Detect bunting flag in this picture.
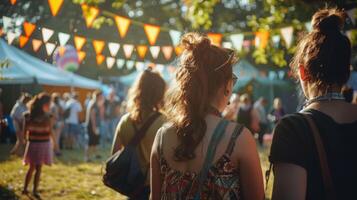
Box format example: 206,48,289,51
96,54,105,65
229,34,244,51
42,27,54,42
162,46,173,60
135,61,145,71
77,51,86,63
243,40,251,51
149,46,160,59
81,4,100,28
207,33,222,46
255,30,269,48
136,45,148,59
174,46,183,56
305,22,312,32
6,32,16,44
347,8,356,25
10,0,16,5
58,32,70,46
2,16,12,32
222,42,233,49
272,35,280,47
45,42,56,56
106,57,115,69
92,40,105,54
144,24,160,45
278,71,285,79
280,26,294,48
126,60,135,70
19,35,29,48
108,42,120,57
169,30,182,46
74,36,86,50
114,15,131,38
116,59,125,69
123,44,134,59
48,0,64,16
23,22,36,37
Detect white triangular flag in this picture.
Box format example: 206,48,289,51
272,35,280,47
149,46,160,59
45,42,56,56
106,57,115,69
6,32,17,44
108,42,120,57
123,44,134,59
126,60,135,70
116,59,125,69
2,16,12,32
305,22,312,32
280,26,294,48
229,34,244,51
42,27,54,42
135,61,145,71
169,30,182,46
278,70,285,79
222,42,233,49
347,8,356,25
58,32,70,46
268,71,277,80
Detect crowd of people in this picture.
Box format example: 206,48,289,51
0,7,356,200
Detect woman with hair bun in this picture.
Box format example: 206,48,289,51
270,8,357,200
151,33,264,200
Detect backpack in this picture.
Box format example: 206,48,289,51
103,112,161,197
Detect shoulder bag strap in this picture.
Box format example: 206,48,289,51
302,113,336,200
129,112,161,146
225,124,244,156
194,119,229,199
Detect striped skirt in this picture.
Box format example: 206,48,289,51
23,141,53,166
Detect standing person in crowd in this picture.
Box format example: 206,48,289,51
268,97,286,125
84,92,92,109
10,93,32,156
270,8,357,200
22,93,54,198
222,93,240,121
50,93,63,156
104,89,120,143
112,68,166,199
254,97,269,145
237,93,260,134
151,33,264,200
63,93,82,149
85,90,105,162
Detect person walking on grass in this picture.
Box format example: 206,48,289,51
150,33,264,200
22,93,54,198
269,8,357,200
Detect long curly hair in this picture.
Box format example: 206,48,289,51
127,68,166,124
165,32,237,161
28,92,51,120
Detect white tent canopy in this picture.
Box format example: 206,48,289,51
0,39,103,89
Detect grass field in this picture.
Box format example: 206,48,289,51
0,143,273,200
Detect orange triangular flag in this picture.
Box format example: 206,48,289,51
74,36,86,50
48,0,64,16
207,33,222,47
162,46,173,60
96,54,105,65
77,51,86,63
32,39,42,52
136,45,148,59
114,15,131,38
19,35,29,48
10,0,16,5
92,40,105,54
255,30,269,48
175,46,183,56
144,24,160,45
23,22,36,37
81,4,99,28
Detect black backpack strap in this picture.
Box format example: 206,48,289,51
225,124,244,156
129,112,161,146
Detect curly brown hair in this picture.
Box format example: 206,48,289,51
127,68,166,124
165,32,237,161
28,92,51,120
290,8,351,91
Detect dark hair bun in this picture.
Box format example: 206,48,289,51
312,8,345,34
180,32,211,52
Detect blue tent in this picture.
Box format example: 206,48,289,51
0,39,103,89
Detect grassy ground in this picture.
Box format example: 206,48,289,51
0,143,273,200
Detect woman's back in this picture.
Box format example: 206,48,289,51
270,102,357,199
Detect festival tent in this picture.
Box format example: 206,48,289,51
0,39,103,89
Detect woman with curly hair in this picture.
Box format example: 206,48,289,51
150,33,264,200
